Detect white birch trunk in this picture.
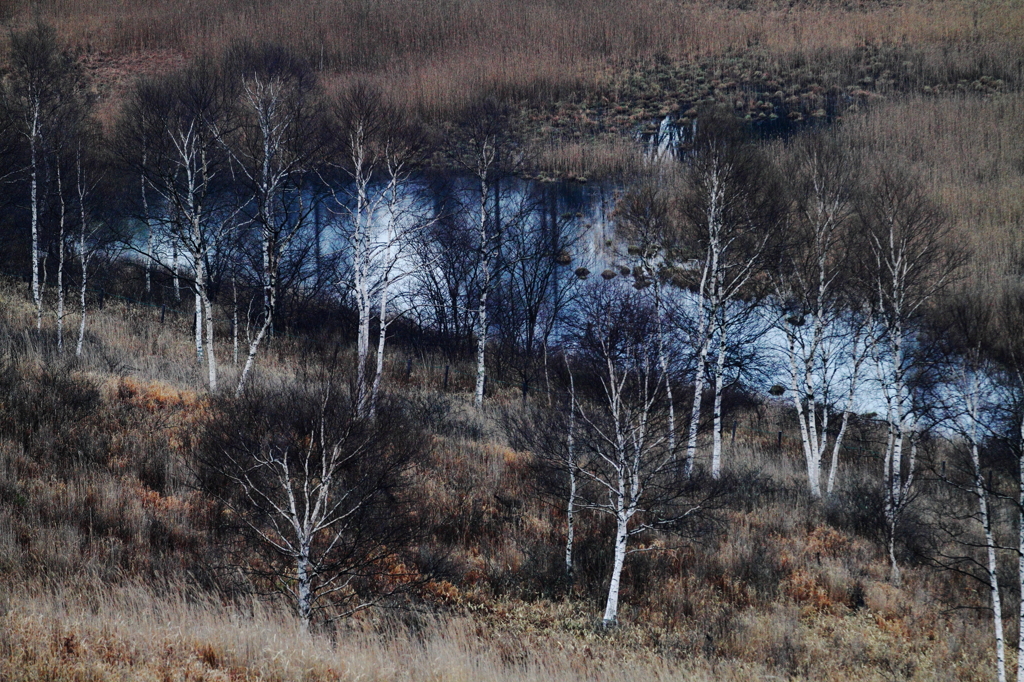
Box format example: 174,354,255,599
232,275,238,366
684,335,710,476
369,279,389,418
474,173,490,408
297,548,313,630
202,284,217,391
30,103,42,331
56,165,66,354
602,510,629,627
1017,414,1024,682
565,371,578,581
711,323,727,479
194,290,204,363
76,152,89,357
966,380,1007,682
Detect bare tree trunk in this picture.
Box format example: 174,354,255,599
232,274,238,366
76,151,89,357
237,309,271,396
194,289,204,363
202,284,217,391
76,249,87,356
297,548,313,630
30,104,42,331
961,376,1007,682
1018,415,1024,682
711,323,727,479
565,370,578,582
474,174,490,408
172,240,180,302
974,443,1007,682
369,280,389,417
142,148,152,296
827,407,853,496
602,510,628,627
56,165,66,354
684,335,710,476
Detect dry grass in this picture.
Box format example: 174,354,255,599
0,568,995,681
840,92,1024,283
4,0,1022,120
0,276,1013,679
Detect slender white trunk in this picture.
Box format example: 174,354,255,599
684,335,711,476
202,286,217,391
652,281,676,458
30,104,42,331
172,240,180,302
826,407,853,496
711,324,727,479
965,380,1007,682
236,318,269,397
369,279,390,418
76,153,89,357
474,289,488,405
56,165,66,354
232,275,238,366
602,510,629,627
297,548,312,630
236,270,274,396
75,231,86,356
565,373,578,581
1017,415,1024,682
975,442,1007,682
474,175,490,408
194,289,204,363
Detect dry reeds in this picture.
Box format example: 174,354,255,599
7,0,1024,119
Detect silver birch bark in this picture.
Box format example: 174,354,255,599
55,164,66,353
965,378,1007,682
1018,413,1024,682
29,101,42,331
75,149,92,357
711,316,727,479
474,159,494,408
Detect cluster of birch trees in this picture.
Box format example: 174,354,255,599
8,25,1024,660
0,24,586,418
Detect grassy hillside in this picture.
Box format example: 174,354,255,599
0,272,1004,681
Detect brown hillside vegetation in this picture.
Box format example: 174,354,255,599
0,280,1007,680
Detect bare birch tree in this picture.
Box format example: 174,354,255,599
7,22,82,332
774,133,870,498
860,162,961,584
117,61,236,390
197,382,423,629
330,84,427,417
219,45,327,396
442,97,527,407
676,115,785,478
569,283,721,626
